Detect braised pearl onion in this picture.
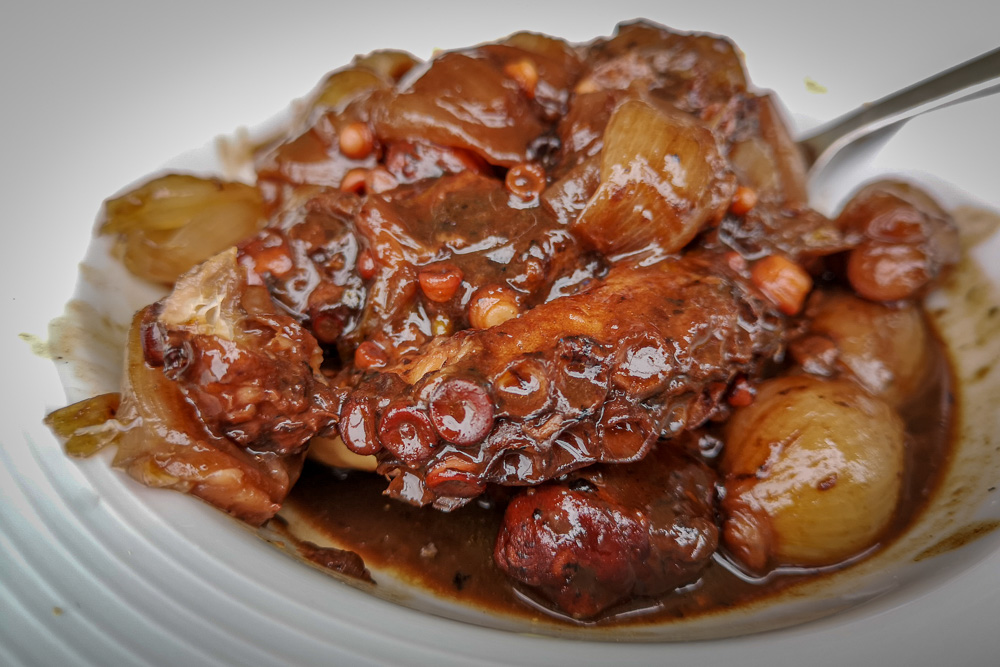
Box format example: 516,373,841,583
797,291,932,407
720,375,905,572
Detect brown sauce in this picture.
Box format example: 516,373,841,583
284,338,955,627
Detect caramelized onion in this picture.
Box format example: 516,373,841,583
837,180,959,301
798,291,932,406
848,241,931,302
573,98,734,256
44,393,121,458
100,174,265,284
721,376,905,571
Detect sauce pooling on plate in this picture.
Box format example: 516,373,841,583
47,19,965,624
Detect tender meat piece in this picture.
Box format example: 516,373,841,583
582,21,747,109
255,107,380,203
247,170,597,366
346,171,599,360
370,51,546,167
836,180,959,301
47,249,337,525
238,188,365,352
339,252,783,509
380,140,492,186
722,93,809,206
475,35,586,122
494,442,718,619
714,201,848,267
110,310,306,525
553,20,748,174
142,248,339,457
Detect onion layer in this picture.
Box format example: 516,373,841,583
100,173,265,284
720,375,905,572
573,98,734,257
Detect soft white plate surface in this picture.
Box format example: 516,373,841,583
3,1,1000,665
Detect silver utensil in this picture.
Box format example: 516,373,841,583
798,47,1000,177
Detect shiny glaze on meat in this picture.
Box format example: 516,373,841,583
495,442,718,618
285,339,953,625
341,252,784,510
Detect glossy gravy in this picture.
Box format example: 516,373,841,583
283,345,953,626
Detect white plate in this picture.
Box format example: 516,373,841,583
3,1,1000,665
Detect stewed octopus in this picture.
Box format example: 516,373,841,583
48,20,962,622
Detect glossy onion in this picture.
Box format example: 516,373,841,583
573,98,735,256
100,174,265,284
352,49,420,82
44,393,121,458
837,180,959,301
801,291,932,407
720,375,905,572
310,67,388,114
308,435,377,472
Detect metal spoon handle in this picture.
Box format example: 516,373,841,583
799,46,1000,172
